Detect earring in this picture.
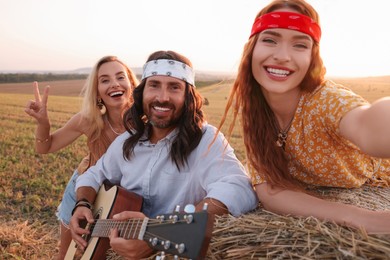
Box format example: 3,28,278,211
97,98,106,115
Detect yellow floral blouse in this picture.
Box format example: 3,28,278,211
251,80,390,188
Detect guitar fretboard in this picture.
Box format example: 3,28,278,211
90,218,149,240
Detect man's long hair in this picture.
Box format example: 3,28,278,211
123,50,205,171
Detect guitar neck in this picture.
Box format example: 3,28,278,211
90,218,149,240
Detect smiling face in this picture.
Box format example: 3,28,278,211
142,75,186,135
251,18,313,97
97,61,132,111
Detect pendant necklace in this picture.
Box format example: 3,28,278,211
275,116,294,149
107,118,121,136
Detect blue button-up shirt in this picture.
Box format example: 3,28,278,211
76,123,258,217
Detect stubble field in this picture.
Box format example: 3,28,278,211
0,76,389,259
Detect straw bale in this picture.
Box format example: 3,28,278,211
208,185,390,259
107,185,390,259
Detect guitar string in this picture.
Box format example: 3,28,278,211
90,219,188,247
90,221,189,230
91,218,189,224
89,219,190,238
88,220,191,256
90,219,189,227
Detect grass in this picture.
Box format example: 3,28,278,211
0,91,87,259
0,76,389,259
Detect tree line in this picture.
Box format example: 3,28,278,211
0,73,88,83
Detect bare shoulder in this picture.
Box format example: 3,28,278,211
64,112,91,135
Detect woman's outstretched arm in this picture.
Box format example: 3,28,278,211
255,183,390,234
340,97,390,158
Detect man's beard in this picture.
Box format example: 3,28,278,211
149,116,181,129
146,101,182,129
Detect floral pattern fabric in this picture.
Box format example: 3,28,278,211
252,80,390,188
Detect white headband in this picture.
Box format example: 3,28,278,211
141,59,195,86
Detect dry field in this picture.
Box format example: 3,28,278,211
330,76,390,103
0,80,86,96
0,76,389,259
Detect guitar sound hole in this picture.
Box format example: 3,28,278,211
79,219,88,229
80,210,101,244
80,219,91,243
94,212,101,220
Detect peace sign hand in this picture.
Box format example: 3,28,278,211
25,81,50,124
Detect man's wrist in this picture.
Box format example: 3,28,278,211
72,198,93,215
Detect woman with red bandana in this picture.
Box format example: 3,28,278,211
218,0,390,233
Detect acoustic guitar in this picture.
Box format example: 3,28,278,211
65,182,214,259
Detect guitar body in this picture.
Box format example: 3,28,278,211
66,181,214,259
65,181,143,260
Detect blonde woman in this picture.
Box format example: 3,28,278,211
25,56,138,259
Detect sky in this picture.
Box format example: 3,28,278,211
1,0,390,77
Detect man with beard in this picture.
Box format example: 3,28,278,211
69,50,258,259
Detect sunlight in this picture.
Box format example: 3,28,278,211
0,0,389,77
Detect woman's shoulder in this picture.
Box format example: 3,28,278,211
309,79,342,93
78,112,100,134
307,79,365,102
64,112,89,133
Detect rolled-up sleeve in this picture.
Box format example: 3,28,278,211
199,126,258,216
75,160,105,193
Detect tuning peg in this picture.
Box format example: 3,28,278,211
184,204,195,213
162,240,171,250
156,215,165,222
184,214,193,224
174,205,180,213
175,243,185,254
156,251,166,260
149,237,159,247
169,214,179,223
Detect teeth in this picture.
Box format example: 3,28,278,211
154,106,170,111
109,91,124,97
267,67,290,77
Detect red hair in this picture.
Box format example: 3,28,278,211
218,0,326,189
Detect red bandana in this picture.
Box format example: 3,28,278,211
250,11,321,42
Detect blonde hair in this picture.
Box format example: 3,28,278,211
79,56,139,165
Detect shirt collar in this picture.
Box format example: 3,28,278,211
139,127,179,145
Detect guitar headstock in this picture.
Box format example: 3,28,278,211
144,210,214,259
